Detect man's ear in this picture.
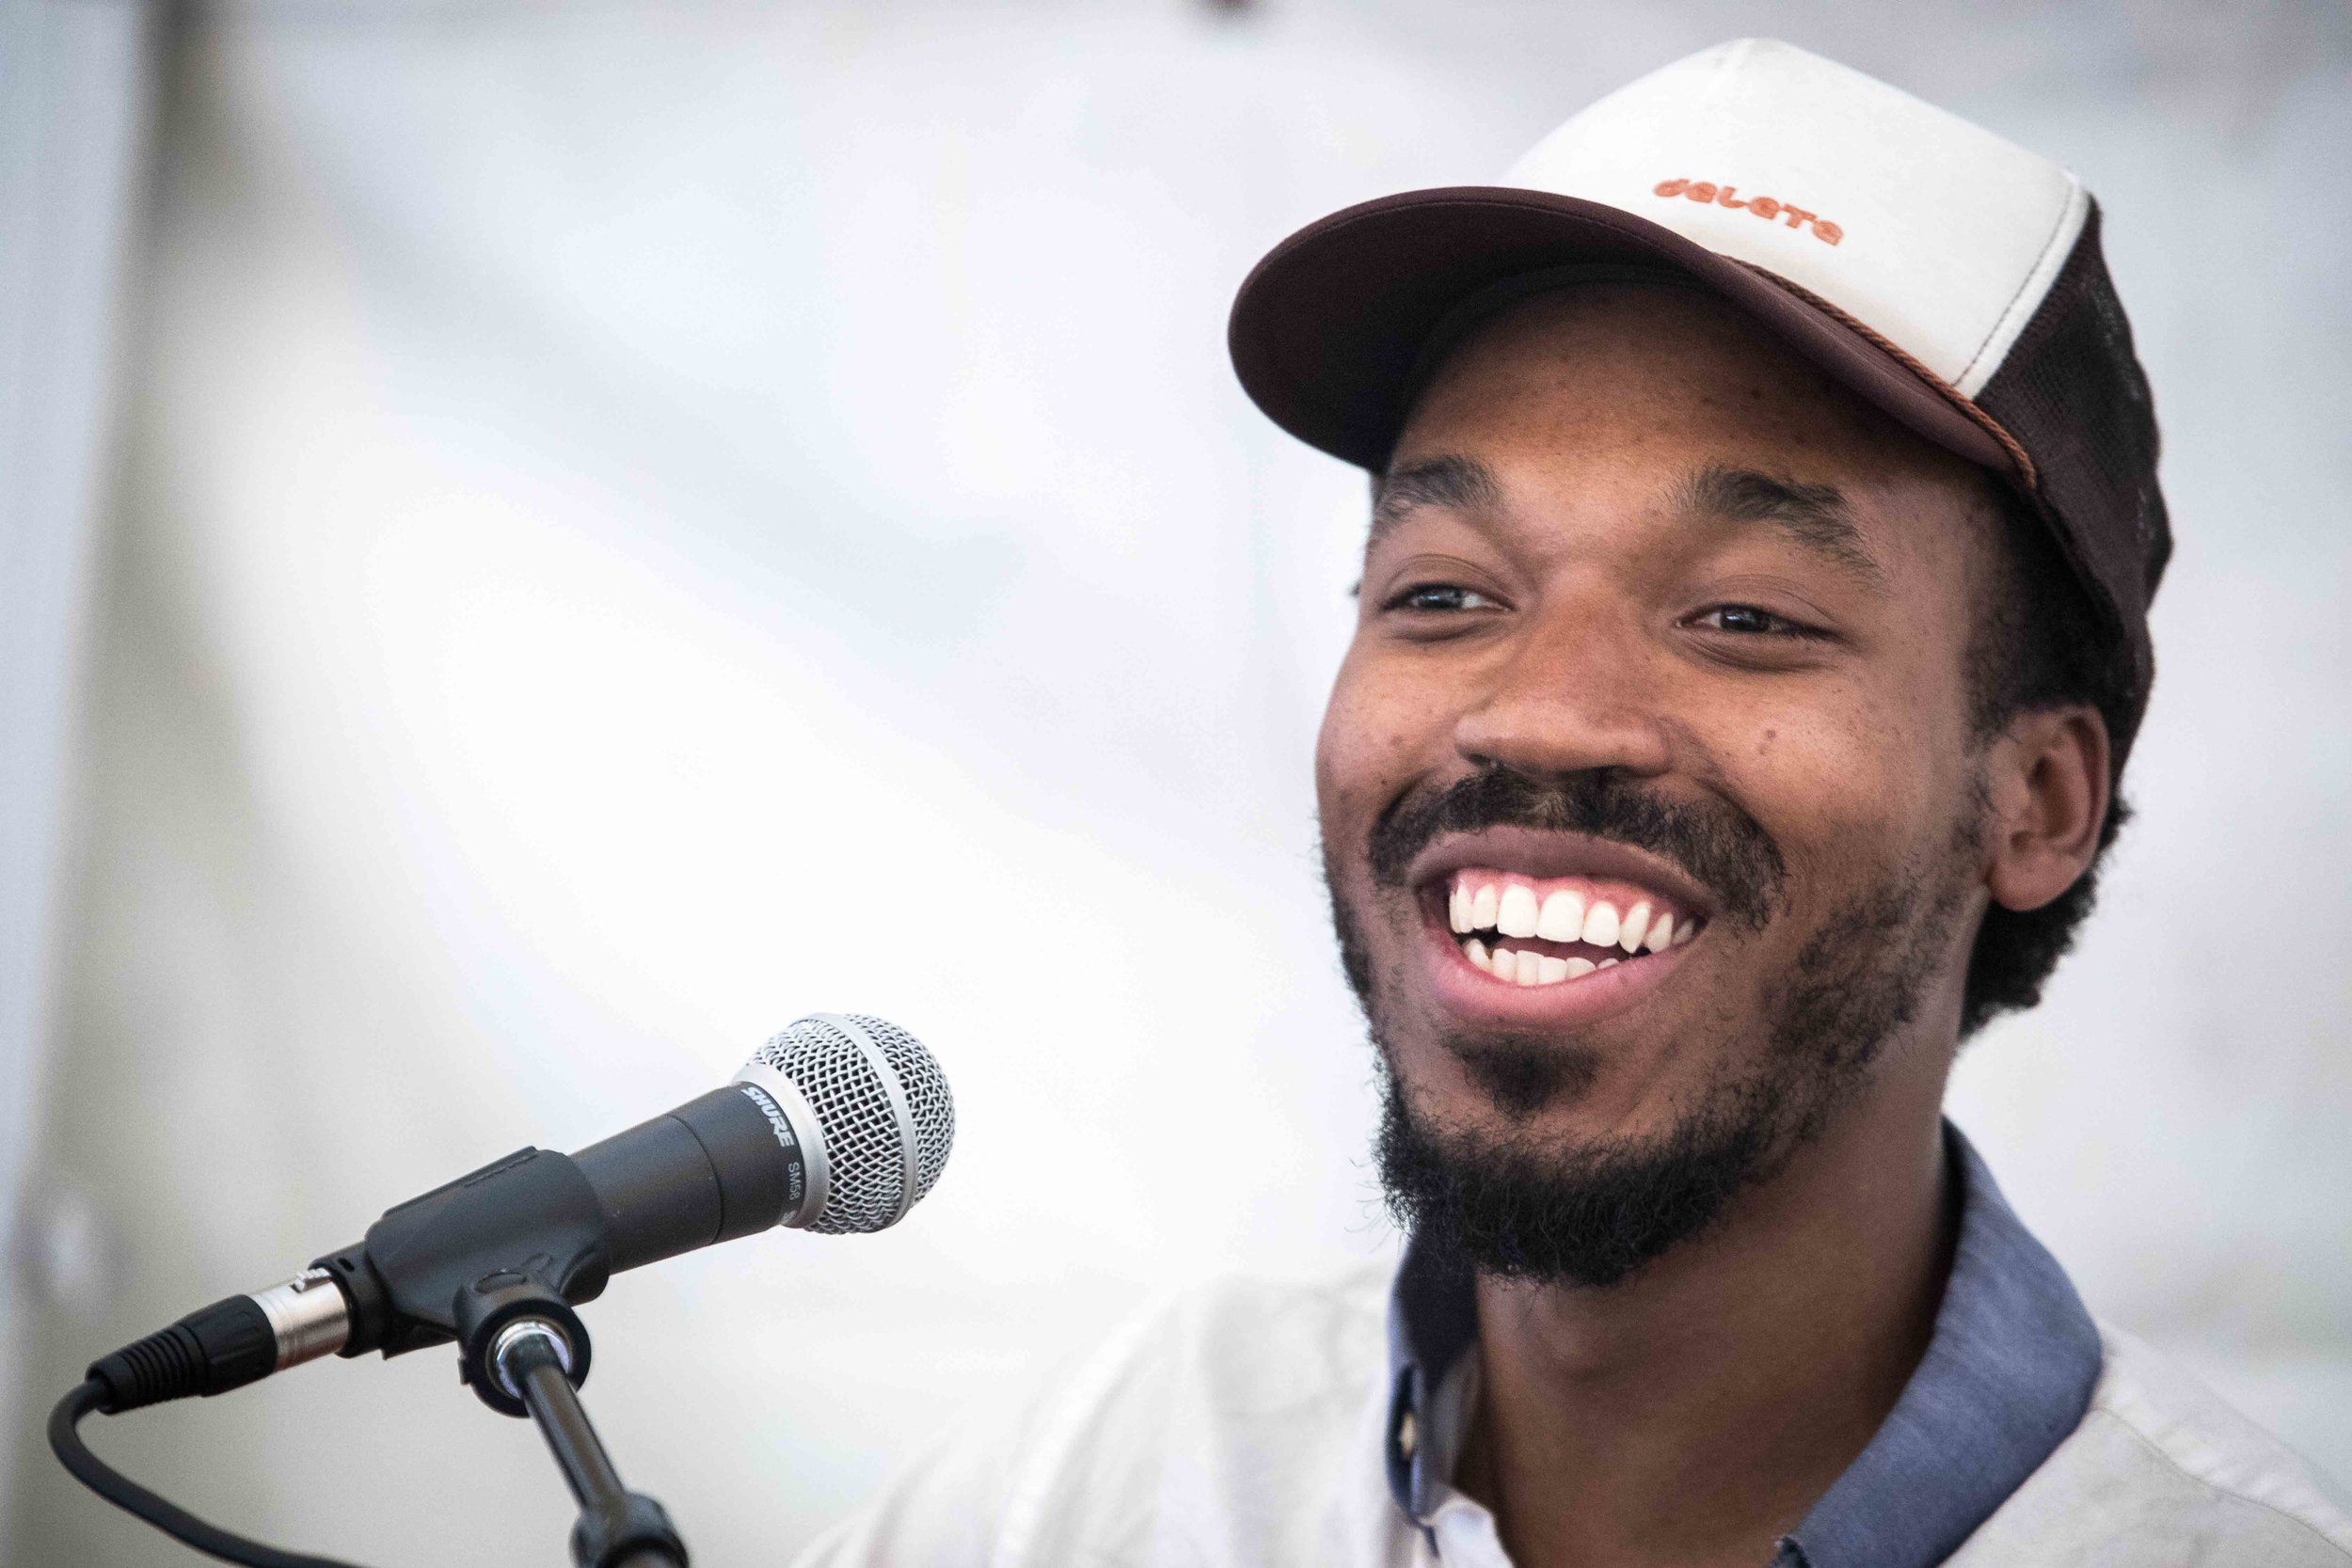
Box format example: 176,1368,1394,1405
1984,706,2112,912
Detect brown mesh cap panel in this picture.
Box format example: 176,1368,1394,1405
1975,201,2169,749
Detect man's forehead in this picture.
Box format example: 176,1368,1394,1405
1367,284,2004,579
1391,282,1963,482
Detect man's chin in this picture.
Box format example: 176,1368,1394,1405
1374,1065,1784,1289
1438,1031,1609,1119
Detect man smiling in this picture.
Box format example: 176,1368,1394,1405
799,40,2352,1568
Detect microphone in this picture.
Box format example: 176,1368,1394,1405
79,1014,952,1417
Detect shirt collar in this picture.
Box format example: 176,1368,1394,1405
1382,1120,2103,1567
1385,1226,1480,1523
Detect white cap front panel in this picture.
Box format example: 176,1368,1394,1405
1504,40,2088,397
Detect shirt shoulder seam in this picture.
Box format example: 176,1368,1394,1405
2079,1405,2352,1559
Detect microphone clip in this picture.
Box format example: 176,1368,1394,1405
455,1266,594,1418
311,1145,615,1370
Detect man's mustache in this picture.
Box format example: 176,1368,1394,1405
1366,765,1788,929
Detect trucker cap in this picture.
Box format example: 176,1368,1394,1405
1229,39,2169,759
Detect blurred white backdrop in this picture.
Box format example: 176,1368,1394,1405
4,1,2348,1561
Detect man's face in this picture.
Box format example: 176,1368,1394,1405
1319,284,2006,1283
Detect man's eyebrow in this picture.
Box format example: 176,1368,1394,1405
1679,464,1886,590
1370,454,1502,540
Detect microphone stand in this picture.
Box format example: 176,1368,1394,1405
488,1318,689,1568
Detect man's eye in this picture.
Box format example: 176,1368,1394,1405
1388,583,1498,613
1692,604,1808,636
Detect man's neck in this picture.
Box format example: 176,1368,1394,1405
1457,1062,1957,1568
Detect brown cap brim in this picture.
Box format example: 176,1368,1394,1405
1228,187,2026,483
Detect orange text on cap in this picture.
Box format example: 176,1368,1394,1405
1653,178,1843,245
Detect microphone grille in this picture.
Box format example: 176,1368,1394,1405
749,1014,955,1234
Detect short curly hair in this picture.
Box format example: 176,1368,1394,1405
1958,486,2140,1035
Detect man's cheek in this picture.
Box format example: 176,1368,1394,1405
1322,656,1440,793
1793,748,1943,870
1791,694,1952,831
1733,711,1921,859
1315,676,1396,830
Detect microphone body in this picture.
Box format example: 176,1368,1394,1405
576,1081,814,1271
84,1014,950,1416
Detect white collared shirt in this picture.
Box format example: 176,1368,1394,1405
787,1259,2352,1567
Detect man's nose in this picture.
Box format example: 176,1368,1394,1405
1451,597,1675,779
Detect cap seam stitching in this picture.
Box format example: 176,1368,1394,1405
1954,179,2090,395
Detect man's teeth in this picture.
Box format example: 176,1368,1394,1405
1442,870,1702,985
1535,888,1584,942
1497,884,1540,938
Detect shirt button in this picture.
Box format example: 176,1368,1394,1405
1397,1410,1419,1460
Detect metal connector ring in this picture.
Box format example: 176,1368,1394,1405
488,1317,574,1403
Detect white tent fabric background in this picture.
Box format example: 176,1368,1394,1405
0,0,153,1546
6,1,2348,1561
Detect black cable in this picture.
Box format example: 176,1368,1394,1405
48,1380,372,1568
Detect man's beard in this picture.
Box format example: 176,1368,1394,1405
1328,764,1975,1289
